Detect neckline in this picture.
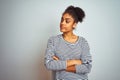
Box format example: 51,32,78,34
60,34,81,45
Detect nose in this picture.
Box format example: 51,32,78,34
61,20,65,25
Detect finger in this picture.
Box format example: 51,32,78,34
53,56,59,60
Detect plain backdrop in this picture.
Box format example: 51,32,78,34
0,0,120,80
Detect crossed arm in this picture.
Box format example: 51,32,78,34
52,56,82,73
45,37,92,74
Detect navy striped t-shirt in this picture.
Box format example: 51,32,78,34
45,34,92,80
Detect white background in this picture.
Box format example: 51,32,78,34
0,0,120,80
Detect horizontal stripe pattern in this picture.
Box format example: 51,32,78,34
45,34,92,80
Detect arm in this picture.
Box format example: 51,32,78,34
66,59,82,72
75,38,92,74
52,38,92,74
44,37,66,71
66,65,76,73
67,59,82,67
53,56,82,73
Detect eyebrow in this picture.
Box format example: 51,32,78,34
65,18,71,20
61,17,72,20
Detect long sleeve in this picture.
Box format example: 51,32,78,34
75,38,92,74
44,37,66,71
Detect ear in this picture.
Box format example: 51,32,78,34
73,23,77,29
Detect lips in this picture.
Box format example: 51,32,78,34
60,25,66,29
60,26,66,32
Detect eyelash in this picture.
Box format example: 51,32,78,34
66,20,70,23
61,19,70,23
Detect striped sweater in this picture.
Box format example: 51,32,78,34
44,34,92,80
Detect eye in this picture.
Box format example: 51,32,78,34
66,20,70,23
66,19,70,23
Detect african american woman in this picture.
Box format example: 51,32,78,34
44,5,92,80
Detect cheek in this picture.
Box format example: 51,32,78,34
60,22,74,32
67,24,74,30
60,26,73,32
67,26,73,30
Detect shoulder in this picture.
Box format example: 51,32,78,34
79,36,90,50
48,34,62,41
47,34,62,45
79,36,88,42
79,36,89,46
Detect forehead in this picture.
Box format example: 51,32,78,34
62,13,74,20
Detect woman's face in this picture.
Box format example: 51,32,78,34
60,13,76,33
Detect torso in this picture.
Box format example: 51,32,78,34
62,34,79,44
54,34,83,60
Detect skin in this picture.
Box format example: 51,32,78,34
53,13,82,73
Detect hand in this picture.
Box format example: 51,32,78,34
52,56,59,60
67,59,82,67
66,60,82,73
66,65,76,73
74,59,82,65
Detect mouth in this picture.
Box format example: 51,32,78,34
60,25,65,29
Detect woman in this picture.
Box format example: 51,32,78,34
44,5,92,80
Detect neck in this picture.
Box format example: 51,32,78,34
62,31,76,39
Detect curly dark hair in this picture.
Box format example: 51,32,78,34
63,5,85,23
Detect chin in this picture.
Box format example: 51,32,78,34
60,30,66,33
